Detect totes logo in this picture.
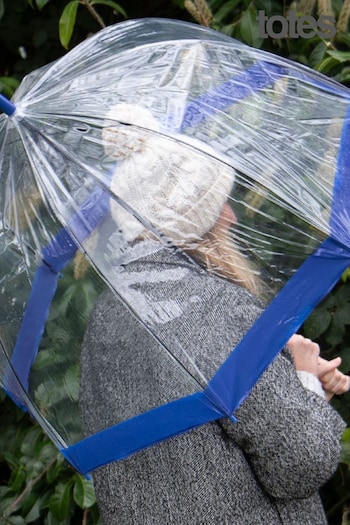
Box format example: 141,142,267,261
257,10,337,39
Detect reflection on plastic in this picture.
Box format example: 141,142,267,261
0,18,349,473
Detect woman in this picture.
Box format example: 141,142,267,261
80,104,348,524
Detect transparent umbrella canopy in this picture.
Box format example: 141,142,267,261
0,18,350,475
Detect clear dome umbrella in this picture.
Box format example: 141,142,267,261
0,17,349,475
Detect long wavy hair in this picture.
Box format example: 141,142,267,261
73,200,262,298
185,220,262,298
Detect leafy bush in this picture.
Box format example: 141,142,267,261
0,391,100,525
303,274,350,524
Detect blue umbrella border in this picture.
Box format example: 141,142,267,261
0,55,350,476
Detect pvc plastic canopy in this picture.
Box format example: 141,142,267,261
0,18,349,475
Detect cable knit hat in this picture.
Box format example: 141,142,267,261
103,103,236,243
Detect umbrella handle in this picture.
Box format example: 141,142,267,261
0,94,16,116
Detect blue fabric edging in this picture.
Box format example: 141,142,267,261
6,56,350,475
6,188,109,407
329,104,350,246
205,237,350,414
62,236,350,473
7,59,282,408
61,392,225,475
0,94,16,116
181,61,285,130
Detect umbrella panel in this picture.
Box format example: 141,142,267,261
0,17,349,458
0,162,329,449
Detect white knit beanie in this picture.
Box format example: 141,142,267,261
103,103,236,242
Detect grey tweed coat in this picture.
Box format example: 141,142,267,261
80,244,345,525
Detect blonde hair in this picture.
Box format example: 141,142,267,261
73,200,262,298
185,223,262,298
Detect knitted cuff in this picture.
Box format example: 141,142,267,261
296,370,326,399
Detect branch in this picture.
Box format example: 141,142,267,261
80,0,106,29
8,458,57,515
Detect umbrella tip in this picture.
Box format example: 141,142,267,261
0,94,16,116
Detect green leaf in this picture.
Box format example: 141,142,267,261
308,41,327,68
5,517,25,525
325,318,346,346
46,459,64,484
33,29,49,48
339,347,350,373
35,0,51,10
321,293,337,310
0,76,20,98
342,267,350,282
0,0,4,20
45,510,70,525
33,348,67,370
335,31,350,47
326,50,350,62
341,428,350,465
334,283,350,304
59,1,80,50
49,482,72,521
20,426,43,457
254,0,280,13
63,366,80,401
3,451,21,470
73,474,96,509
316,56,339,74
38,442,59,465
0,496,18,516
240,6,264,48
213,0,240,23
342,427,350,443
335,68,350,83
21,486,41,516
303,308,332,339
8,466,26,493
24,498,42,523
90,0,127,17
334,303,350,325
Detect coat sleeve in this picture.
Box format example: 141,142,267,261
221,348,346,500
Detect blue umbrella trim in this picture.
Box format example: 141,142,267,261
2,61,350,475
4,58,285,407
61,236,350,475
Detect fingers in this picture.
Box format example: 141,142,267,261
288,334,350,396
321,370,350,395
288,335,320,356
318,356,350,395
287,335,320,375
318,357,342,377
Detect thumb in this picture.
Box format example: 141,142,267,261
318,357,342,377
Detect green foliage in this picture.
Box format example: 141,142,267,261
0,256,105,524
303,275,350,524
29,261,105,444
0,391,101,525
59,1,80,50
58,0,126,49
184,0,350,83
0,76,19,97
303,279,350,425
0,0,127,92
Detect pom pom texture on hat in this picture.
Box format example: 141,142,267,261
103,104,236,242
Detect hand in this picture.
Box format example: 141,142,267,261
318,357,350,400
287,334,320,376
